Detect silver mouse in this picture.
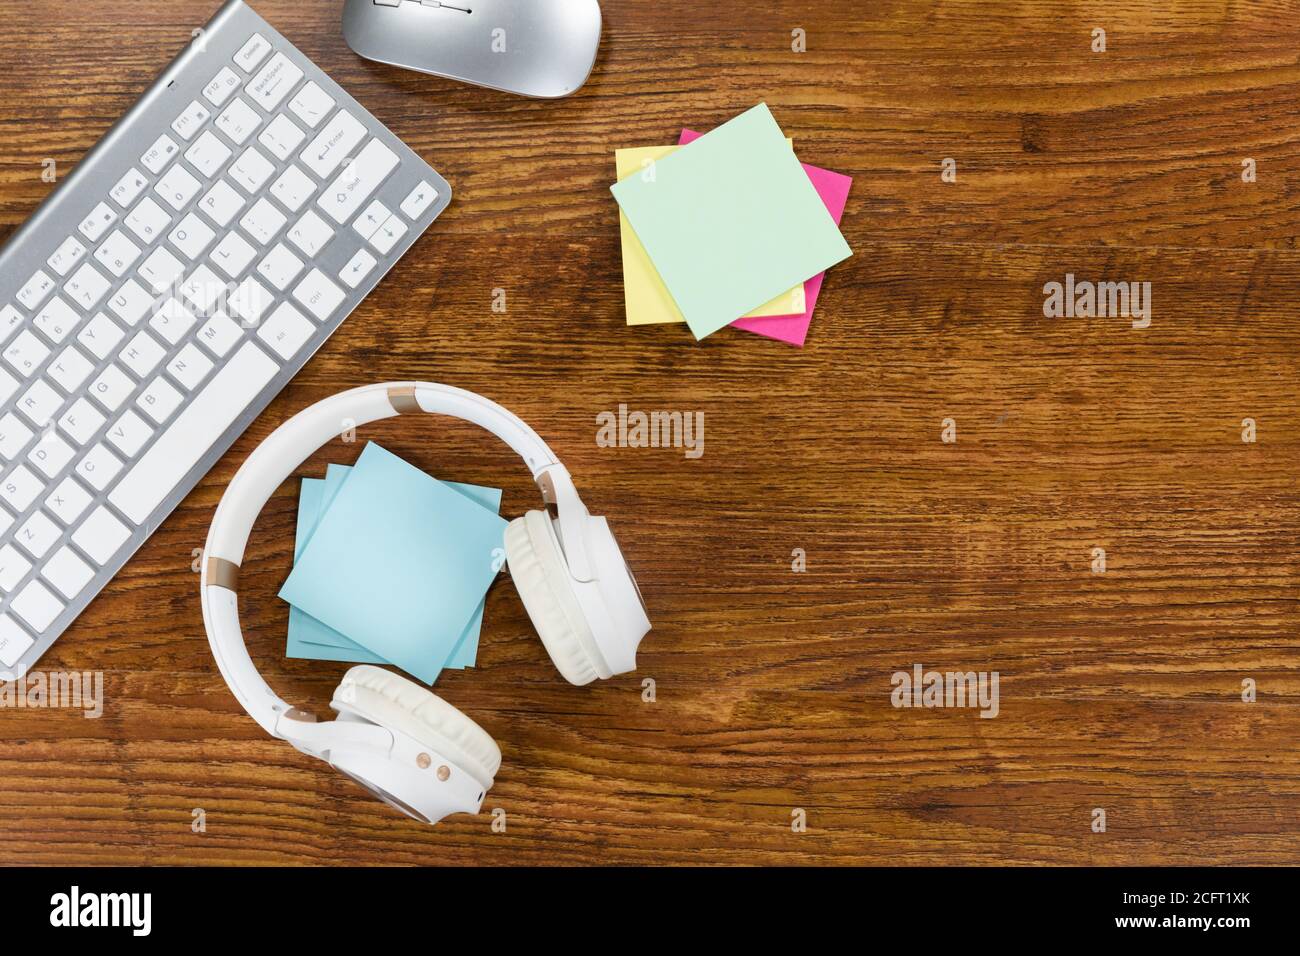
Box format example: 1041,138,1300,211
342,0,602,99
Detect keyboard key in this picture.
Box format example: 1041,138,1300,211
78,313,126,361
247,52,303,111
211,231,257,279
156,163,203,211
292,269,345,322
165,343,214,392
240,198,287,245
42,546,94,600
400,180,438,220
184,129,232,178
216,97,262,146
317,138,399,224
12,580,63,632
179,265,228,313
270,165,316,213
149,297,197,346
106,410,152,457
259,113,306,161
0,544,32,593
93,230,142,278
46,477,94,526
302,109,367,178
234,33,273,73
110,168,149,208
46,236,88,278
16,379,63,427
47,346,94,394
33,297,80,345
138,247,186,293
109,342,278,525
340,248,377,289
229,146,276,193
258,302,315,360
203,66,242,107
198,180,246,228
72,506,131,565
288,81,335,128
64,262,112,310
17,270,56,311
0,305,25,345
1,464,44,512
57,398,105,447
257,243,304,292
0,615,34,667
75,444,123,492
287,210,333,257
0,369,16,407
107,279,154,327
119,330,167,379
88,365,134,413
16,511,61,559
171,100,211,141
370,214,408,255
137,376,183,424
168,213,217,260
79,202,118,243
228,276,273,326
141,133,180,174
4,330,50,378
195,311,243,359
28,433,75,480
353,200,390,241
124,196,172,243
0,413,32,461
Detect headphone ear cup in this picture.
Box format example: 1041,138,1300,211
505,510,606,685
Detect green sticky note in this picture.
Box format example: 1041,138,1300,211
610,102,852,339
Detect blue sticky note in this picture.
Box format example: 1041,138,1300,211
287,464,501,670
279,443,509,685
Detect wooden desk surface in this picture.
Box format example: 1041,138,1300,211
1,0,1297,866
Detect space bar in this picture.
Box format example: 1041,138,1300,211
109,342,279,526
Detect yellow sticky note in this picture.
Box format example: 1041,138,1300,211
614,143,805,326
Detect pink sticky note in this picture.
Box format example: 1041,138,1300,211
679,128,853,347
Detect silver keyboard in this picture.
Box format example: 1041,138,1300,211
0,0,450,677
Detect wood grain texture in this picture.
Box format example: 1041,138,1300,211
1,0,1298,865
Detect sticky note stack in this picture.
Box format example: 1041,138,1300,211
280,442,508,685
611,103,853,346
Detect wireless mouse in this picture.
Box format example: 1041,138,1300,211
342,0,602,99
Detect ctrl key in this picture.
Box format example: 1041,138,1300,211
0,614,33,668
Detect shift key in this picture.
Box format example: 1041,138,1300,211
318,139,398,225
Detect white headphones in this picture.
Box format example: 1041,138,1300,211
200,382,651,824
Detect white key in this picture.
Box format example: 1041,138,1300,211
148,297,197,346
64,263,112,310
33,297,80,344
229,146,276,194
108,280,153,330
0,544,32,593
301,109,367,179
0,413,32,461
258,302,315,360
287,210,334,257
139,247,186,294
211,232,257,279
93,230,142,278
88,365,134,413
400,180,438,220
137,376,183,424
1,464,43,512
171,99,211,141
75,444,123,492
46,236,88,278
291,269,346,322
203,66,243,107
28,433,74,479
57,398,105,446
16,379,63,427
353,200,390,241
156,164,203,211
72,506,131,565
198,180,246,228
109,342,278,525
47,346,94,393
196,311,243,359
270,164,316,213
0,615,34,666
317,138,399,225
110,168,149,208
234,33,273,73
0,306,22,345
216,97,262,146
119,330,167,379
15,511,60,559
180,265,228,313
288,81,334,128
77,313,126,360
168,213,217,260
0,508,13,539
184,129,232,178
257,243,303,292
240,198,287,245
11,580,63,632
42,546,94,600
228,276,274,326
4,330,50,377
166,343,215,393
246,52,303,112
46,477,94,526
339,248,377,290
0,369,16,407
17,270,55,311
124,196,172,244
106,409,152,457
79,202,118,243
259,114,306,162
370,214,408,255
141,133,180,174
